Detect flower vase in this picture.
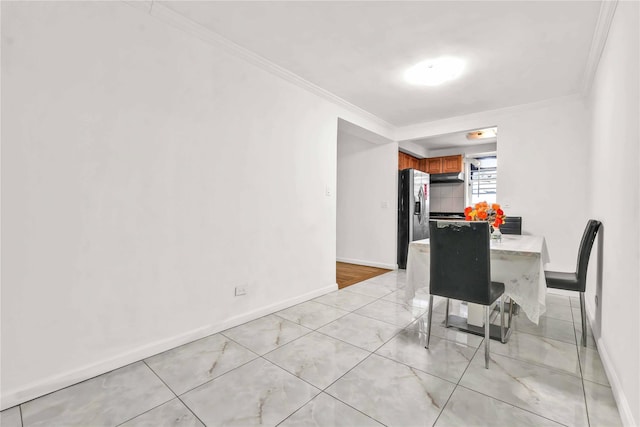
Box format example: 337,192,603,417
491,226,502,242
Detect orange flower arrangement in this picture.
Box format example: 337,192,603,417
464,201,506,229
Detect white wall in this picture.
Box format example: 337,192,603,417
336,129,398,269
396,96,591,271
586,1,639,424
0,1,388,408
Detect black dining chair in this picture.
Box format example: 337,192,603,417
425,221,506,369
544,219,601,347
500,216,522,235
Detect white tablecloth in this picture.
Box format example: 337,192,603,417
405,235,550,324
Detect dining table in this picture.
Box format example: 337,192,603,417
405,233,550,339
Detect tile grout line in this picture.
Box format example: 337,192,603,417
202,297,392,422
573,311,592,427
304,297,464,425
13,274,615,426
280,286,596,424
296,284,603,426
471,300,588,426
481,332,585,380
428,296,587,426
574,297,593,427
272,394,318,426
293,294,419,426
123,360,208,427
119,274,405,426
152,333,262,399
178,282,405,417
10,359,147,415
460,351,576,426
454,383,572,427
429,341,480,426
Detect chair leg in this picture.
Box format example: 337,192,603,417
579,292,587,347
508,297,514,329
444,298,450,327
484,305,490,369
426,295,434,349
500,295,505,343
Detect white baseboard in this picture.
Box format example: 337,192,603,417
336,257,398,270
214,283,338,333
0,283,337,410
584,314,636,426
595,336,636,426
545,292,635,426
545,288,576,297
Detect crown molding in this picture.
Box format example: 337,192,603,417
580,0,619,95
124,0,604,141
123,1,394,132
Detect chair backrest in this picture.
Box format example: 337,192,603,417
500,216,522,235
576,219,602,288
429,220,493,305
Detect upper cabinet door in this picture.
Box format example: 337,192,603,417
426,158,442,174
442,155,462,173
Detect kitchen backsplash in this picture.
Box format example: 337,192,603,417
430,182,465,213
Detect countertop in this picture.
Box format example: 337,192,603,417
429,212,465,220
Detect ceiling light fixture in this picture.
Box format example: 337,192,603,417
466,127,498,140
404,57,465,86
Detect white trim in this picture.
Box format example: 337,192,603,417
336,257,398,270
0,284,337,410
545,288,575,297
580,0,619,96
124,0,616,138
547,291,635,426
122,1,393,132
587,312,636,426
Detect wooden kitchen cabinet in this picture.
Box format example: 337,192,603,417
398,151,420,170
425,158,443,174
398,151,461,174
422,154,463,174
442,155,462,173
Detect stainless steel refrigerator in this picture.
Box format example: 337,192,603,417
398,168,430,269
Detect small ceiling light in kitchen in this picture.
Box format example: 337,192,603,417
466,127,498,140
404,57,465,86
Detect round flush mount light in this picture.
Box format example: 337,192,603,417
404,57,465,86
467,127,498,140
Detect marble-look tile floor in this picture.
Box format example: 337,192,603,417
1,270,623,426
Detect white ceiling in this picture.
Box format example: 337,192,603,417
159,1,601,128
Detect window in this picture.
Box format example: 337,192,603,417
470,156,497,204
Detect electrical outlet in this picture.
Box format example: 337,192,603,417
235,286,247,296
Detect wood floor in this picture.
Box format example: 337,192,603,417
336,262,392,289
